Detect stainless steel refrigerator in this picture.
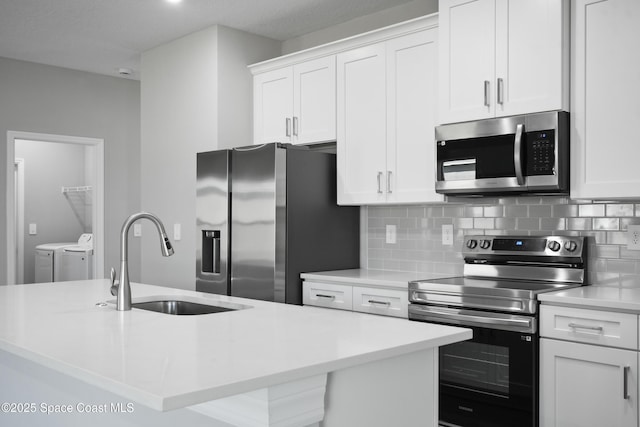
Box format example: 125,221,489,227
196,143,359,304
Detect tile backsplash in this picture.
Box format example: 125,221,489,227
365,196,640,287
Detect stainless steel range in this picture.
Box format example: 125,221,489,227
409,235,588,427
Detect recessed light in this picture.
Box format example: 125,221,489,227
166,0,182,4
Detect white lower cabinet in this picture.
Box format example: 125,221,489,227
302,281,352,311
303,281,408,318
540,305,639,427
352,286,408,318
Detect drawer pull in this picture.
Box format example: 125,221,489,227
368,299,391,306
624,366,630,400
568,322,604,333
316,294,336,299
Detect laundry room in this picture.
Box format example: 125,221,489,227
15,139,94,284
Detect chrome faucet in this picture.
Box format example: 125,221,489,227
110,212,174,311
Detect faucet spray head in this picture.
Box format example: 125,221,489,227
161,235,174,257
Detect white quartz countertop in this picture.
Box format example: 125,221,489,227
0,280,470,412
301,269,449,289
539,286,640,313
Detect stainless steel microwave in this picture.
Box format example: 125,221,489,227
435,111,569,196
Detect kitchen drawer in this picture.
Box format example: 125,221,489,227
352,286,408,318
302,281,353,311
540,305,638,350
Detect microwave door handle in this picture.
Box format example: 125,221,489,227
514,123,525,186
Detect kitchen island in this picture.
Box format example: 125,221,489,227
0,280,470,427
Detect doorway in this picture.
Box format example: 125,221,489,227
6,131,104,285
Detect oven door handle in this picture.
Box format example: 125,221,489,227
410,306,534,330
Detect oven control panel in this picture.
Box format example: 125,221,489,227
463,235,584,257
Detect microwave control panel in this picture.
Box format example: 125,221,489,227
526,130,555,176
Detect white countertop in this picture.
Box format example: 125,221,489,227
539,286,640,313
301,269,448,289
0,280,470,412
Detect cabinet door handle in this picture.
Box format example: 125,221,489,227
623,366,630,400
377,172,383,194
484,80,490,107
497,78,504,105
292,116,298,136
285,118,291,137
387,171,392,193
316,293,335,299
368,299,391,306
568,322,604,332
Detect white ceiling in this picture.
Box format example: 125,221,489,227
0,0,419,79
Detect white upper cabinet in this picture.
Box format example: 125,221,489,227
438,0,569,124
571,0,640,199
253,56,336,145
337,25,442,205
337,44,387,204
254,67,294,144
292,57,336,144
386,30,441,204
439,0,496,122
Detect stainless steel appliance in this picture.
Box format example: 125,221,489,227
196,143,359,304
409,235,588,427
435,111,569,196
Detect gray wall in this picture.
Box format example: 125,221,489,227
0,57,141,285
281,0,438,54
366,197,640,287
140,26,280,290
15,140,87,284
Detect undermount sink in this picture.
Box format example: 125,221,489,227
132,300,236,315
103,295,252,316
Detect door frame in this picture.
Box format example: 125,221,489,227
5,131,105,285
13,158,24,284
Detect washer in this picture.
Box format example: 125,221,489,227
54,234,94,282
34,242,74,283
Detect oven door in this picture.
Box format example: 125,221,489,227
409,305,538,427
439,326,537,427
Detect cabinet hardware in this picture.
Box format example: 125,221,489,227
567,322,604,332
387,171,392,193
293,116,299,136
285,118,292,137
377,172,383,194
623,366,630,399
484,80,490,107
497,78,504,105
316,294,336,299
514,123,525,186
368,299,391,306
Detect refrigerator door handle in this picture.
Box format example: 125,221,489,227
233,144,269,152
